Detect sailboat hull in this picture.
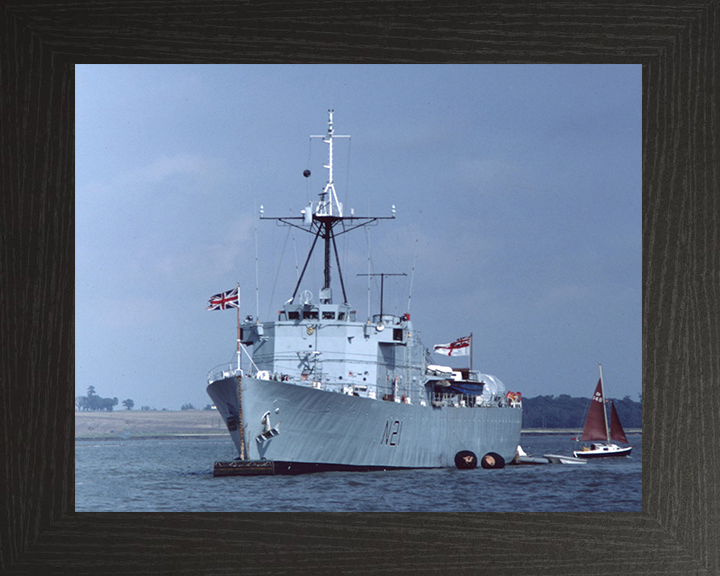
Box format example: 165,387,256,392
572,444,632,459
208,375,523,472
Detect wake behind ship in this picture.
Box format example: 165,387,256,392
206,111,522,474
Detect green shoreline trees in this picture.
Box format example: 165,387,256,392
75,386,120,412
521,394,642,429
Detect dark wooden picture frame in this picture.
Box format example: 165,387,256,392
2,2,717,574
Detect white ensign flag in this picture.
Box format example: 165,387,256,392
433,335,471,356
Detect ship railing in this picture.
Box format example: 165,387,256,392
429,391,508,408
207,363,243,384
376,381,416,405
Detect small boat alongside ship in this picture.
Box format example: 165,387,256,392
513,445,550,465
511,446,586,465
572,365,632,459
206,111,523,475
543,453,587,465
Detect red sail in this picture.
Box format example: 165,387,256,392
580,379,608,441
609,401,629,444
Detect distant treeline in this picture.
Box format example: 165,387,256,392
76,386,118,412
521,394,642,429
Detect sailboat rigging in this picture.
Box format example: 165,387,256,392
572,364,632,459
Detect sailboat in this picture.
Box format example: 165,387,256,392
572,365,632,459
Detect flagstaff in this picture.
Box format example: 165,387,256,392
237,282,246,372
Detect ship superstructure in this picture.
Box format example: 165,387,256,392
206,111,522,474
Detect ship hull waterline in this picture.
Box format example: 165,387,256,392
208,376,522,474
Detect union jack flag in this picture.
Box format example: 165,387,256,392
206,286,240,310
433,335,471,356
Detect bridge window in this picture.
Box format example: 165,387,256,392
288,311,300,320
322,311,336,320
303,310,318,320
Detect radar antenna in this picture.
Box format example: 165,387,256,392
357,273,407,318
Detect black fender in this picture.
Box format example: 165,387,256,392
481,452,505,469
454,450,478,469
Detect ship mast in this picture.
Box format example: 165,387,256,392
315,109,345,220
262,110,395,305
312,109,349,302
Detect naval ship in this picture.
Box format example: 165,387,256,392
206,111,522,474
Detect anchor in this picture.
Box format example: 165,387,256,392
255,411,280,443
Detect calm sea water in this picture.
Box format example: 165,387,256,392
75,434,641,512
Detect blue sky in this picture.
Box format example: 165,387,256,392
76,64,641,410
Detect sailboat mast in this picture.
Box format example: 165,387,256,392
598,363,609,442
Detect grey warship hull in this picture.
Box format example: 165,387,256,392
208,375,522,471
205,111,523,474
